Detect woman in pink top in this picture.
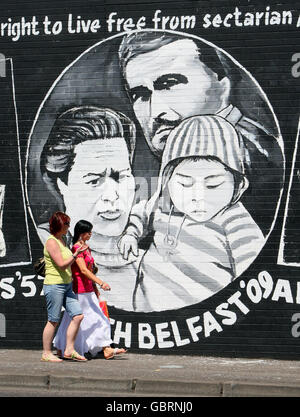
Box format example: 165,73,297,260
53,220,126,359
71,240,98,294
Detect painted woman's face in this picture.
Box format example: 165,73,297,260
167,158,235,222
58,138,135,237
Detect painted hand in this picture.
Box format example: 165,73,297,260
118,234,139,260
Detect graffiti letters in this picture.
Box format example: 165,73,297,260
0,7,298,44
202,6,293,29
291,313,300,337
0,277,15,299
0,313,5,338
68,14,101,34
152,10,196,30
42,16,62,35
291,53,300,78
106,12,146,32
0,16,39,41
0,272,42,300
0,53,5,77
109,271,300,349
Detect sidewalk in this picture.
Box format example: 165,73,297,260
1,349,300,397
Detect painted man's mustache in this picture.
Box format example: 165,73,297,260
154,117,180,128
152,118,180,136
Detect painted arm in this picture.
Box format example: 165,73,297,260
118,199,150,261
223,202,265,277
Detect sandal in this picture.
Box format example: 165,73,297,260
63,350,87,362
104,347,127,360
41,353,63,363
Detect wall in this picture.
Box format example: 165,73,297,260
0,0,299,358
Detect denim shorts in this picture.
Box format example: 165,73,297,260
43,283,82,322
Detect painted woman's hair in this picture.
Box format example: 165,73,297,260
40,106,136,190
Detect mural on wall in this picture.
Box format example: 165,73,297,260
1,1,300,356
37,106,140,312
278,117,300,266
0,58,31,267
26,30,284,313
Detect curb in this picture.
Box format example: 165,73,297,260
50,375,133,393
0,374,49,389
223,382,300,397
134,379,222,396
1,374,300,397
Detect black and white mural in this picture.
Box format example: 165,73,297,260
278,117,300,266
0,0,300,357
0,58,31,267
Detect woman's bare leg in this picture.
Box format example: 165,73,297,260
42,320,58,355
41,321,62,361
103,346,127,359
64,314,85,357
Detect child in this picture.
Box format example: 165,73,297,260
119,115,265,312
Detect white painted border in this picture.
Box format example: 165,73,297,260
277,116,300,267
0,58,32,267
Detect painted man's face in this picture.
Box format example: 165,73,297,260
58,138,135,237
167,158,235,222
125,39,229,157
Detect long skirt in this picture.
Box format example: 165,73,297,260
53,291,113,357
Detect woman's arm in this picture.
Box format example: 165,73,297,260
45,239,86,270
92,281,100,298
75,257,111,291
